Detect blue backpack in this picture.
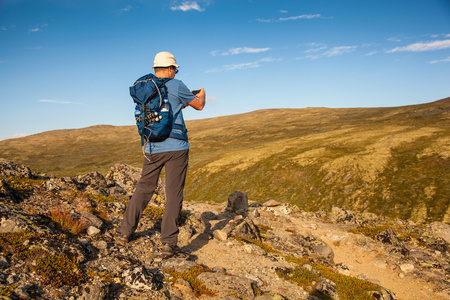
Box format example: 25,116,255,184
129,73,187,145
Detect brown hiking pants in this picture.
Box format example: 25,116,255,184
118,149,189,246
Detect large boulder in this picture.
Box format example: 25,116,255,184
226,191,248,215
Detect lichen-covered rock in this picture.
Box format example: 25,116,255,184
375,228,409,256
75,172,108,195
197,271,255,299
290,234,335,262
122,265,162,291
105,163,141,195
370,288,396,300
330,207,358,225
0,179,21,203
185,212,207,234
80,211,103,228
79,281,110,300
426,222,450,244
221,216,261,241
418,235,449,252
314,280,339,300
0,159,32,178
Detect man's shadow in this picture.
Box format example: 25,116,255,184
181,210,236,254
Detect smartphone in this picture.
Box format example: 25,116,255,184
192,90,201,95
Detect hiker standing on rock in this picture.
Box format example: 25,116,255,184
116,51,205,258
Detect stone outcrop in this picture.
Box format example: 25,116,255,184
0,160,449,299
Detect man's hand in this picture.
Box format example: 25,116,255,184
188,88,206,110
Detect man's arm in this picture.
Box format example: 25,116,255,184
188,88,206,110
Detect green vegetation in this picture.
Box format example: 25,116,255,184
280,256,382,300
165,265,216,297
0,98,449,223
237,236,384,299
0,231,85,288
235,237,280,254
35,254,85,287
50,207,88,235
0,175,46,198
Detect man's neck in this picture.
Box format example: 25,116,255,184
155,69,171,78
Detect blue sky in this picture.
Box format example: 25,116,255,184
1,0,449,140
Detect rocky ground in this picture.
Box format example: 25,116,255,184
0,158,450,300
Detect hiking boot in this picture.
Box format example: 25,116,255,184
114,230,130,244
152,244,188,260
161,243,177,259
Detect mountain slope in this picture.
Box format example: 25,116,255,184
1,97,449,223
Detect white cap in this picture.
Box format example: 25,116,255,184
153,51,179,68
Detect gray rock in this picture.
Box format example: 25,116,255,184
291,235,334,261
315,280,339,300
197,271,255,299
243,243,266,256
426,222,450,244
263,200,281,207
255,294,287,300
375,228,409,256
370,288,396,300
226,191,248,214
174,278,193,293
80,211,104,228
213,229,229,241
161,258,197,273
0,180,21,203
186,212,207,234
79,281,109,300
0,213,29,233
122,266,160,290
224,217,262,241
105,163,142,195
0,159,32,178
0,255,9,269
178,225,194,244
330,207,358,225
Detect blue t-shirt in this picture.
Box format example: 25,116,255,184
145,78,195,154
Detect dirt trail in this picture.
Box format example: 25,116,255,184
184,201,449,300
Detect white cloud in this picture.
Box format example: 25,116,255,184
302,45,357,59
429,56,450,64
171,1,204,12
387,39,450,53
365,51,378,56
121,5,133,11
257,14,327,23
1,26,7,31
206,96,217,104
388,37,402,42
38,99,84,105
212,47,271,56
304,45,327,53
325,46,357,57
2,133,27,140
206,57,281,72
28,24,47,33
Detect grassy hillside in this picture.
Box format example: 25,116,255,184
1,97,449,223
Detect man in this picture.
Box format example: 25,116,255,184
116,51,205,258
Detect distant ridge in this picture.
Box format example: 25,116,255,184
1,97,449,223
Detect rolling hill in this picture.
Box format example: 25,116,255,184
1,97,449,223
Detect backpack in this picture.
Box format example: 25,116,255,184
129,73,187,146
